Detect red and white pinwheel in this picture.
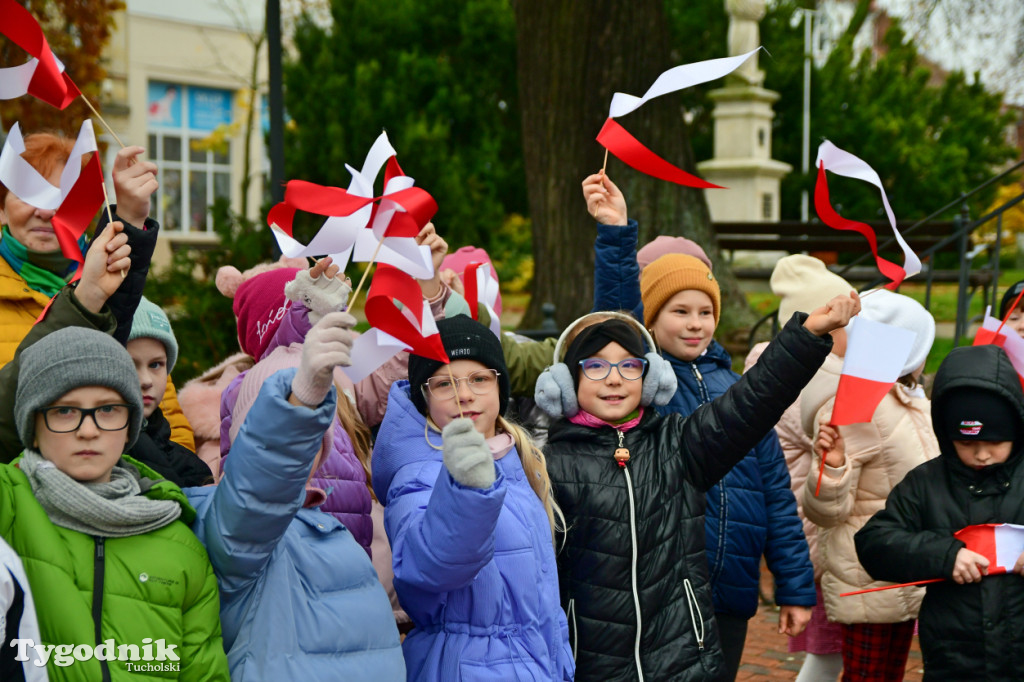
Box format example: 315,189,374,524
596,49,759,188
0,120,105,279
463,261,502,336
340,264,448,384
267,132,437,279
814,141,922,290
0,0,81,109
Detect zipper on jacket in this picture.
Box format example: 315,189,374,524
690,364,710,405
683,578,705,651
567,598,577,660
93,537,111,682
692,363,727,583
619,429,645,682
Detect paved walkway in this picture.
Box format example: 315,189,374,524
738,603,924,681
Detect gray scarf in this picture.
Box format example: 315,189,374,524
19,449,182,537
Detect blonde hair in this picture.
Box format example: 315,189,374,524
335,383,377,502
424,414,565,543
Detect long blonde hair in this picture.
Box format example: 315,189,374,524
424,414,565,543
335,383,377,502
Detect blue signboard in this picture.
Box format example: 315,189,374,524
189,87,233,131
147,82,183,128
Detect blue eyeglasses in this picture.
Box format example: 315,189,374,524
578,357,647,381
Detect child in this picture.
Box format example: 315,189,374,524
3,327,229,681
801,288,939,682
372,315,574,681
536,295,858,681
189,310,406,680
583,173,816,679
1000,279,1024,337
126,296,212,487
854,343,1024,681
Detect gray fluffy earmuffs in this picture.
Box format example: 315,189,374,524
534,312,677,418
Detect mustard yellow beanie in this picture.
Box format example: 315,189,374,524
641,254,721,328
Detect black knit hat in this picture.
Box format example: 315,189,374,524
563,319,646,390
1000,280,1024,320
942,387,1020,443
407,315,510,416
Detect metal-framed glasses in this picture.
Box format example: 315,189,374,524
578,357,647,381
423,369,501,400
37,404,132,433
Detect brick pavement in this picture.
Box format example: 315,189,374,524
738,603,924,681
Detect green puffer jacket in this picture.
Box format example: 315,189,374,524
0,454,229,681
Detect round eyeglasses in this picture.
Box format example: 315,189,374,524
423,369,501,400
38,404,132,433
578,357,647,381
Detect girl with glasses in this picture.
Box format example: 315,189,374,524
372,315,574,681
535,295,859,681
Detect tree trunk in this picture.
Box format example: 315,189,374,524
512,0,754,334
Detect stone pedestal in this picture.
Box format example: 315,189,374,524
697,85,791,222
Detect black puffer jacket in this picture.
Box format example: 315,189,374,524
129,407,212,487
546,315,832,681
856,344,1024,681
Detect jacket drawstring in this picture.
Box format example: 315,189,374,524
684,578,705,651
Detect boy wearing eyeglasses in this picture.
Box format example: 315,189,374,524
371,315,574,681
582,173,817,680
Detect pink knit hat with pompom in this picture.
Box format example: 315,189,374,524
216,256,306,359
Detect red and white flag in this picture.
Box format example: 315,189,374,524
831,315,916,425
955,524,1024,575
973,309,1024,388
0,0,81,109
267,132,436,278
0,120,104,279
596,49,759,188
463,261,501,336
341,264,448,384
815,141,922,290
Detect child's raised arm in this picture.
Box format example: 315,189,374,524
582,173,628,226
802,291,861,336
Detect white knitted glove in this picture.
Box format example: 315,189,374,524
285,269,352,324
291,311,356,406
442,418,496,489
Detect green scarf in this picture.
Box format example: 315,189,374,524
0,226,75,297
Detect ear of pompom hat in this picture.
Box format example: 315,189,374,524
216,255,309,299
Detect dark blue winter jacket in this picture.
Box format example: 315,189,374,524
592,222,815,618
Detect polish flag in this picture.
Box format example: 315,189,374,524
974,308,1024,389
955,524,1024,575
0,0,81,109
830,316,916,426
815,141,922,290
596,49,759,188
463,261,502,336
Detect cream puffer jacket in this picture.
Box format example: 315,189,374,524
800,353,939,624
745,342,823,580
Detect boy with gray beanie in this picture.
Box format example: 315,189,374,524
126,297,212,487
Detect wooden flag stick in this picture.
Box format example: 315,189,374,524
349,238,386,308
80,95,128,149
447,364,464,418
99,181,127,279
600,148,609,176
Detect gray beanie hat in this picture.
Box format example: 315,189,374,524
129,296,178,372
16,328,144,449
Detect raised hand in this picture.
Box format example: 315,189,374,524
74,221,131,314
415,222,448,298
803,291,861,336
290,311,357,407
582,173,628,225
442,417,496,489
816,421,846,469
112,146,158,229
284,256,352,324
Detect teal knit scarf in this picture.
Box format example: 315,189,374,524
0,225,79,297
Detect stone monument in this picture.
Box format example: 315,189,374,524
697,0,791,222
